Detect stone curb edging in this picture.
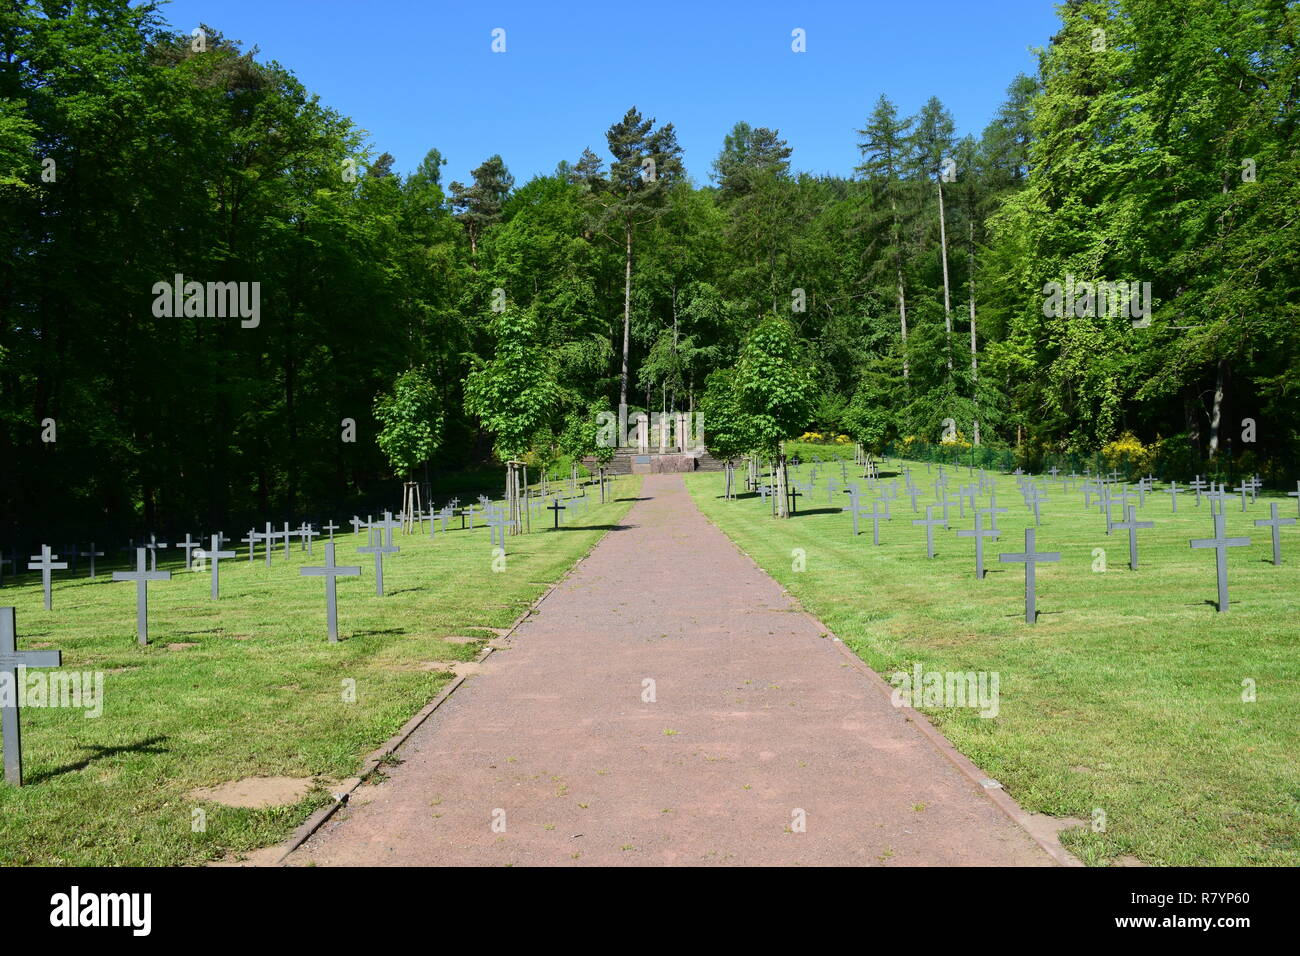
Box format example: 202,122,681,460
268,487,635,867
690,484,1086,868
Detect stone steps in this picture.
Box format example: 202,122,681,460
589,449,727,475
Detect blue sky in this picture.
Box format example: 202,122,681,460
149,0,1063,187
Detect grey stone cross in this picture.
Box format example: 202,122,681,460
357,529,399,597
144,533,167,571
178,533,200,571
301,542,362,642
242,528,257,561
978,491,1008,533
956,512,999,578
73,543,104,580
112,547,171,644
1189,476,1208,506
960,484,978,519
194,534,236,600
547,498,567,529
27,546,67,611
1167,481,1181,513
1286,481,1300,517
1023,484,1048,526
1189,512,1251,613
1112,505,1155,571
373,512,402,547
1254,501,1295,566
999,527,1061,624
324,520,338,541
839,491,863,535
879,485,895,521
863,499,887,545
0,607,61,786
937,495,955,528
486,509,513,549
1082,480,1099,509
913,506,945,559
1097,485,1117,535
1234,481,1251,513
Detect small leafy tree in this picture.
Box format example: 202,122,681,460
735,315,817,517
464,306,561,529
558,396,616,499
699,368,754,499
374,367,443,480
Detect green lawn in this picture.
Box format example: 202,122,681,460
0,476,638,865
686,461,1299,866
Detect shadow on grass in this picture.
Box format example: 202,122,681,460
548,524,631,532
30,735,169,784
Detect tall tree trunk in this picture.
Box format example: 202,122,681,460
937,180,953,372
1183,385,1202,465
968,221,980,445
896,273,909,382
619,220,632,413
671,283,679,414
1208,359,1229,459
890,187,910,384
775,446,790,518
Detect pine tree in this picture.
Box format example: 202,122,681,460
449,154,514,261
584,107,683,435
908,96,958,375
856,96,915,387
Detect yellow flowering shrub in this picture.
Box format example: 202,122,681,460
1100,431,1154,472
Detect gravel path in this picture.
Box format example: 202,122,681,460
289,474,1053,866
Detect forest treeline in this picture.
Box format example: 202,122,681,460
2,0,1297,536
